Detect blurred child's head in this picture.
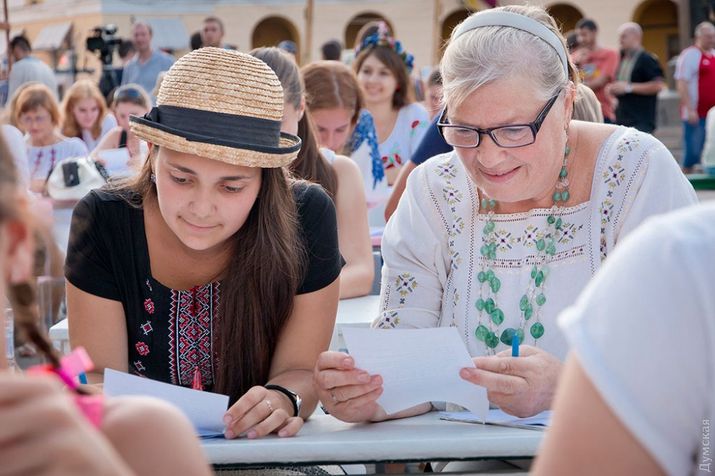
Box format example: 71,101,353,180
111,84,151,132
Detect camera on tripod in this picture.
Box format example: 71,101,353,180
86,25,122,99
86,25,121,67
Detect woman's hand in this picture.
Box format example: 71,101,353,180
0,372,132,476
313,351,386,423
460,345,562,418
223,385,304,439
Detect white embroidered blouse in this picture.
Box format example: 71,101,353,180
375,127,698,360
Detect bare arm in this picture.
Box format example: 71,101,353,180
103,396,211,476
676,79,699,124
66,281,128,383
385,160,416,222
267,277,340,418
584,75,610,91
332,155,374,299
630,78,664,95
91,127,122,159
532,354,664,476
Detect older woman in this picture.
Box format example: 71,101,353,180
314,5,697,423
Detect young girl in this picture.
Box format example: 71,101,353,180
66,48,342,439
302,60,389,228
0,134,210,476
15,84,89,194
353,24,429,189
251,48,373,299
93,84,151,170
61,79,117,153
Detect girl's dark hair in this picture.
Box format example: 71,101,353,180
111,83,151,110
250,47,338,200
117,150,306,404
292,113,338,200
353,45,414,110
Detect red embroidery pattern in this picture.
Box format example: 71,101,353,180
135,341,150,356
382,153,402,169
168,283,219,387
141,321,153,335
144,298,155,315
31,147,57,180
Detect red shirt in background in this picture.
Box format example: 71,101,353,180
573,47,620,121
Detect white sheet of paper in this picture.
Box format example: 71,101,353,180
95,148,130,175
439,409,552,431
104,369,229,434
342,327,488,419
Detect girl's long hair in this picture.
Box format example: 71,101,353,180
117,150,306,404
292,113,338,200
250,47,338,200
60,79,109,140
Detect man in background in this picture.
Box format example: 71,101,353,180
321,39,342,61
675,21,715,173
121,21,174,102
201,17,226,49
7,35,58,101
608,22,664,133
572,19,619,123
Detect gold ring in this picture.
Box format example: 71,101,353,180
264,399,274,413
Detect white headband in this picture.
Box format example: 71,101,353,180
454,10,570,77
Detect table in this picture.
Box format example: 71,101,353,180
49,318,69,354
203,412,542,470
50,295,381,354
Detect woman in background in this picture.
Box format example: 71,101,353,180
353,24,429,223
61,79,117,153
15,83,88,194
252,48,373,299
93,84,151,169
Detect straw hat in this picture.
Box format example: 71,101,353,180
130,47,301,168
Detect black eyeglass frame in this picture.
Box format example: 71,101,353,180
437,93,561,149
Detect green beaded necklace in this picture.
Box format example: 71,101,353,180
474,145,571,354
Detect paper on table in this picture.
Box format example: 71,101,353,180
439,409,552,431
104,369,229,435
95,148,131,176
342,327,488,419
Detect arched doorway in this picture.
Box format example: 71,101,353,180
251,16,300,60
441,9,471,50
344,12,393,51
547,3,584,33
634,0,679,71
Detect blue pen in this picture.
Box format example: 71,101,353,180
511,334,519,357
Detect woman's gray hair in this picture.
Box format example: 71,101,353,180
441,5,579,111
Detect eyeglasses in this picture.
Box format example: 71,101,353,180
437,93,561,149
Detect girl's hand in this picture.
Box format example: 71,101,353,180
223,385,304,439
313,351,386,423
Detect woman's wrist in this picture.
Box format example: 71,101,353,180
266,388,297,416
